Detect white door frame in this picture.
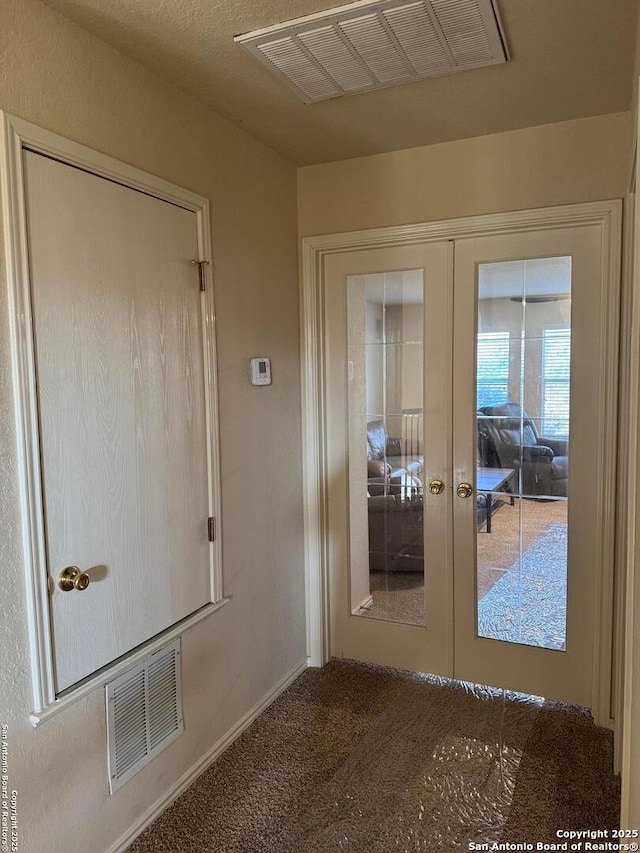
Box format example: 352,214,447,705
301,199,622,728
620,107,639,823
1,113,227,725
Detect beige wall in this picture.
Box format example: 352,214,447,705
0,1,304,852
298,112,631,237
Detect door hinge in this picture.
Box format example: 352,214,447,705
191,259,210,292
207,517,216,542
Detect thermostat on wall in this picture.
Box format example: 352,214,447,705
250,357,271,386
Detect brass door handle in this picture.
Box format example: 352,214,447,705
456,482,473,499
429,479,445,495
58,566,90,592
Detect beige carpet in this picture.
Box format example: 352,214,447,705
477,498,567,596
127,659,619,852
361,498,567,626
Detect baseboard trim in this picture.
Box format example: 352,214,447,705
107,657,308,853
351,594,373,615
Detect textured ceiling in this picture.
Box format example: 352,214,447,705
39,0,638,165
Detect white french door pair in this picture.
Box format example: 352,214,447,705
324,223,612,709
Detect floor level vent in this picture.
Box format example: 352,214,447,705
235,0,508,103
106,639,184,794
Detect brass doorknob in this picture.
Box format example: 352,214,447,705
456,482,473,499
58,566,91,592
429,479,445,495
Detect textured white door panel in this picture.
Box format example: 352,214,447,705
24,152,212,692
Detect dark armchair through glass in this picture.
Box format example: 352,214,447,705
477,403,568,498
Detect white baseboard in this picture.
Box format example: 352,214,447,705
107,657,308,853
351,594,373,615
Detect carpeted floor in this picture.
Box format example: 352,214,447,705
127,659,619,853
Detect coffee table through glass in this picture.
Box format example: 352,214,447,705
476,467,516,533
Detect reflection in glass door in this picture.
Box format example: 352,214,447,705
475,258,571,651
347,270,425,626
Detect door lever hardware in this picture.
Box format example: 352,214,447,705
58,566,91,592
429,479,445,495
191,259,210,292
456,482,473,499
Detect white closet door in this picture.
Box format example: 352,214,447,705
24,151,212,692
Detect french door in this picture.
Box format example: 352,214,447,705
325,243,453,675
324,222,612,708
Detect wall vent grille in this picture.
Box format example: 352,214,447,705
105,639,183,794
235,0,507,103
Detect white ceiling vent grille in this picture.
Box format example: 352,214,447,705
105,639,183,794
235,0,507,103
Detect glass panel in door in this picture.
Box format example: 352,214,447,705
475,258,571,651
347,270,425,626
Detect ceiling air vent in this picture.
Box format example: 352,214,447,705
105,639,184,794
235,0,508,103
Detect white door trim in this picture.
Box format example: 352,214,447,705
300,199,622,726
619,190,638,814
1,112,225,724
